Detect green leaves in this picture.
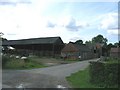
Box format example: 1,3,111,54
89,60,119,88
92,34,108,44
75,40,83,45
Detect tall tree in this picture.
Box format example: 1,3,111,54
0,32,7,41
114,41,120,47
85,40,92,44
2,38,7,41
107,43,114,48
75,40,83,45
0,32,4,37
119,41,120,47
92,34,108,56
0,32,8,52
92,34,108,45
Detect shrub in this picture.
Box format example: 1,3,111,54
5,59,25,69
89,60,119,88
104,63,119,87
2,55,10,68
89,61,105,86
24,58,30,63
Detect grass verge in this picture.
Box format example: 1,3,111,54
66,67,98,88
3,57,46,70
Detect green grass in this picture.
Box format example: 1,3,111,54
66,67,98,88
22,61,46,69
28,56,80,64
2,55,80,70
105,58,120,64
66,58,120,88
3,57,46,70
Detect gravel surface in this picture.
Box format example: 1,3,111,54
2,58,99,88
3,71,70,88
22,58,99,77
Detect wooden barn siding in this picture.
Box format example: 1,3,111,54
110,52,120,58
61,52,79,60
79,51,94,60
11,44,64,57
14,49,59,57
61,51,95,60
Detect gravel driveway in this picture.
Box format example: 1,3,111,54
2,58,99,88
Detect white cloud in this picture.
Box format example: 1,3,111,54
0,0,31,6
0,3,90,43
98,12,118,37
107,29,120,35
57,16,89,31
0,0,56,40
0,1,117,44
69,37,84,42
65,17,80,31
99,12,118,30
46,20,56,28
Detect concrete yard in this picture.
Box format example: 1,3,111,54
2,58,99,88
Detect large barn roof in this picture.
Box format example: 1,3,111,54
2,37,64,45
74,44,91,52
61,42,91,52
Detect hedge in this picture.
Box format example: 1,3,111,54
2,55,10,68
89,61,119,88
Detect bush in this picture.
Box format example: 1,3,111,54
89,60,119,88
104,63,119,87
2,55,47,69
2,56,10,68
24,58,30,63
5,59,25,69
89,61,105,86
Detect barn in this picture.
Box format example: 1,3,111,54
110,47,120,58
61,42,94,60
2,37,65,57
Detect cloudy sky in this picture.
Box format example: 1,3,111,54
0,0,119,43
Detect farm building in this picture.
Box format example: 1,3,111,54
61,42,95,60
110,47,120,58
2,37,65,57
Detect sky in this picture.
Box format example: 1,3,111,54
0,0,119,44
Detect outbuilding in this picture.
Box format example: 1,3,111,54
61,42,94,60
2,37,64,57
110,47,120,58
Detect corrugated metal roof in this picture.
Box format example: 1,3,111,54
2,37,64,45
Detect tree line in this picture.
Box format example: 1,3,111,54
1,32,120,56
72,34,119,47
72,34,120,56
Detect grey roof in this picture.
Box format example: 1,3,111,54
2,37,64,45
74,44,91,52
